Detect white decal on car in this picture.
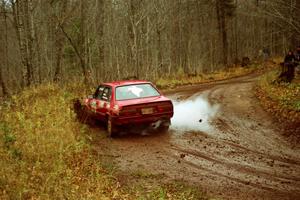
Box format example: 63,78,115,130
99,101,105,108
127,86,143,97
90,100,97,112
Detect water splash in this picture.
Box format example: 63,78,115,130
170,94,219,132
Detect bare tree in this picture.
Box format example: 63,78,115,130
1,0,299,96
95,0,105,80
0,0,10,96
216,0,235,66
11,0,35,87
52,0,68,82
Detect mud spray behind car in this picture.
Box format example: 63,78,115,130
170,94,219,132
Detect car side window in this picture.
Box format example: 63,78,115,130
94,86,105,100
101,87,111,101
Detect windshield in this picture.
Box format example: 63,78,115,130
115,83,160,101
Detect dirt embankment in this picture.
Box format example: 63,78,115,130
92,74,300,200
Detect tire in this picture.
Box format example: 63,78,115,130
158,124,169,132
107,116,117,137
158,119,170,133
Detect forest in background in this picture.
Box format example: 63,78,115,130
0,0,300,96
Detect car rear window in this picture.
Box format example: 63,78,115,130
115,83,160,100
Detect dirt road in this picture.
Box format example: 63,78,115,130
94,75,300,200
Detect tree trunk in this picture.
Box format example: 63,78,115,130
25,0,35,85
0,0,9,96
59,24,88,84
96,0,104,81
53,0,68,82
171,0,180,73
216,0,229,66
0,67,8,97
11,0,34,87
127,0,138,78
156,17,162,75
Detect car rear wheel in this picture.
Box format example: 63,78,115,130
159,124,169,132
158,119,170,133
107,116,117,137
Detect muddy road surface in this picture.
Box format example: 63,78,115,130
93,75,300,200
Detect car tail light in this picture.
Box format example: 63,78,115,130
157,107,164,112
157,102,173,112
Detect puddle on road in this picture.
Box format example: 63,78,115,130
170,94,219,132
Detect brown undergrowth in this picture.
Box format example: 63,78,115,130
0,84,119,199
255,70,300,144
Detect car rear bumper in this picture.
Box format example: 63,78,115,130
112,112,173,126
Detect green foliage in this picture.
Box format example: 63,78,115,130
120,169,209,200
0,122,14,148
127,180,209,200
3,132,16,148
0,121,22,160
294,101,300,110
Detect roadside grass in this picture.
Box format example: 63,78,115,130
118,171,210,200
255,69,300,143
156,65,259,89
256,70,300,122
0,84,120,199
0,83,211,199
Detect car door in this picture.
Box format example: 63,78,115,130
87,85,104,112
94,86,112,121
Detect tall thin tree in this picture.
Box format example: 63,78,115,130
216,0,235,66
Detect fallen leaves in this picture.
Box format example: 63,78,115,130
255,71,300,142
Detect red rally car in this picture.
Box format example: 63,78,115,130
81,80,174,137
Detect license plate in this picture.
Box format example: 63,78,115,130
141,107,153,115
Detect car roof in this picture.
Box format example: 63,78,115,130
101,80,151,87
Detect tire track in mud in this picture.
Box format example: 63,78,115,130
179,125,300,167
169,153,298,195
168,129,300,197
202,79,297,198
171,146,300,183
222,140,300,165
185,78,300,198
